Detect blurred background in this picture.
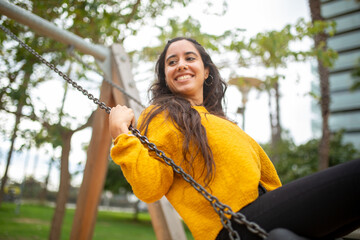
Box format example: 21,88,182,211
0,0,360,239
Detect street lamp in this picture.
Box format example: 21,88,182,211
228,77,264,130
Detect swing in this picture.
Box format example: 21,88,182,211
0,24,309,240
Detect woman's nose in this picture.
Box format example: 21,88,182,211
177,61,188,71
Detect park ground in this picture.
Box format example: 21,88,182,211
0,202,194,240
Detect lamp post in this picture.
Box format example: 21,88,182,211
228,77,264,130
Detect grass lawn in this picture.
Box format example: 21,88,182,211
0,202,194,240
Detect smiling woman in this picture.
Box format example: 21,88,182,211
108,37,360,240
164,40,209,105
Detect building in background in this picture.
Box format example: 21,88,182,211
312,0,360,150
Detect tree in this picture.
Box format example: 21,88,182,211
0,73,30,206
308,0,332,170
1,10,93,236
249,27,297,152
226,23,306,161
0,21,65,206
225,18,337,163
43,80,94,240
39,156,55,204
47,121,92,240
1,62,94,240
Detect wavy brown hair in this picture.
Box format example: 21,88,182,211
139,37,227,185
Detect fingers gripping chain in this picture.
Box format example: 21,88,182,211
0,24,268,240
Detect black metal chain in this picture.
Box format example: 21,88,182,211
0,23,268,240
0,24,111,114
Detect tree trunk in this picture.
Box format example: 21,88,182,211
49,131,73,240
0,102,24,206
0,74,30,207
274,81,282,144
268,90,277,156
39,157,54,204
274,82,282,143
268,90,275,141
133,199,140,221
309,0,330,170
268,83,282,163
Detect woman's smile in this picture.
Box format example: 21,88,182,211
176,74,193,81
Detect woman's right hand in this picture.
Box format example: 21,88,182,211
109,105,136,140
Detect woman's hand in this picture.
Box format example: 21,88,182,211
109,105,136,140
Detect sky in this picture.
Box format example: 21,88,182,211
0,0,315,190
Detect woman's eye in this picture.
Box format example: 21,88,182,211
187,57,195,61
168,60,176,65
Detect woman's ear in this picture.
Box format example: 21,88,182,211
205,67,210,79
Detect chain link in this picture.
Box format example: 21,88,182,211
1,23,268,240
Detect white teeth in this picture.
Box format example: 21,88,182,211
177,75,192,80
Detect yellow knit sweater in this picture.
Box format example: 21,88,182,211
110,105,281,240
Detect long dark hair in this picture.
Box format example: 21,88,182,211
139,37,227,185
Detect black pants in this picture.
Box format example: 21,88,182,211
216,159,360,240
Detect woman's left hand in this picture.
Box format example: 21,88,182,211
109,105,136,140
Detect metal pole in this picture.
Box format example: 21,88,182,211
0,0,109,61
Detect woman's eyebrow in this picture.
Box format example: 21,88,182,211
166,54,177,62
166,51,199,62
185,51,198,56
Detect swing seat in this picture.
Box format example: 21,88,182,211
267,228,309,240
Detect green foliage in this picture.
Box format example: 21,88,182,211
138,16,225,63
225,18,339,150
313,42,338,68
350,58,360,91
328,130,359,166
249,25,296,69
0,2,70,153
307,91,321,103
104,160,132,194
226,24,298,70
226,18,338,75
262,130,360,184
31,0,193,45
294,18,338,68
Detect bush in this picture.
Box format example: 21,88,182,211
262,130,360,184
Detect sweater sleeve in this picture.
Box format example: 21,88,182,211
245,133,282,191
258,146,282,191
110,108,178,203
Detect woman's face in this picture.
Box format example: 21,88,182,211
164,40,209,105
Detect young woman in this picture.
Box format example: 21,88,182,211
109,37,360,240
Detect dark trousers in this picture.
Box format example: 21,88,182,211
216,159,360,240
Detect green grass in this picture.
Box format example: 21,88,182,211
0,202,194,240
